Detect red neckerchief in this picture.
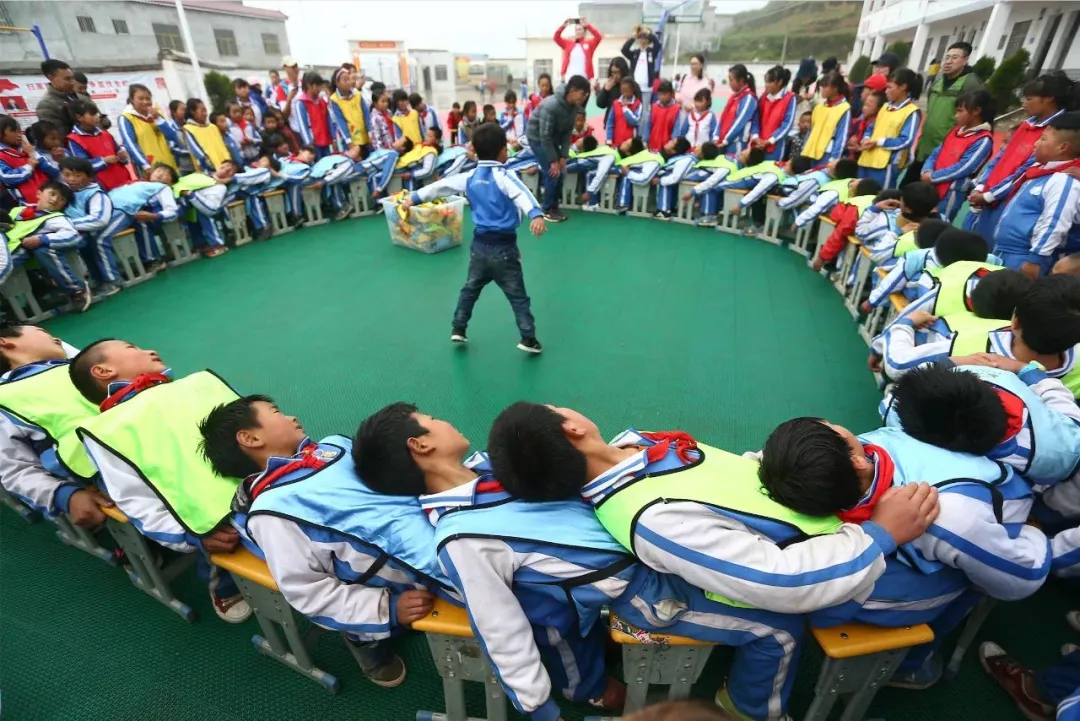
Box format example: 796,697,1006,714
995,387,1026,442
836,444,893,523
476,479,505,494
98,372,171,412
248,441,327,501
638,431,699,465
1003,157,1080,204
13,205,47,221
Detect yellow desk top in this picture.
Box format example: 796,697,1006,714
100,504,130,523
725,188,748,195
209,547,278,591
812,622,934,659
847,235,862,246
263,189,285,197
113,228,135,238
609,613,714,647
820,216,836,226
876,266,887,278
413,598,473,637
890,293,909,312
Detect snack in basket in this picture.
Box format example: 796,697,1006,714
384,191,465,254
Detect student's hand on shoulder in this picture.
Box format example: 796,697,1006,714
20,236,42,250
867,353,883,373
906,310,938,329
872,482,940,545
1020,261,1042,281
396,589,435,625
68,488,112,527
530,216,546,237
201,527,240,554
876,199,901,210
901,221,919,233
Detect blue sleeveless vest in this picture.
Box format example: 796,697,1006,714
884,365,1080,485
280,160,312,182
64,184,103,220
246,435,451,592
436,147,467,167
781,169,830,191
309,155,351,180
109,182,167,215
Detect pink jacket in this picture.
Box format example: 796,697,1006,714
676,74,716,110
554,23,603,80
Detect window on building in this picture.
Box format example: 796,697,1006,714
112,19,129,35
534,59,553,81
215,28,238,57
77,16,97,33
262,33,280,55
435,65,448,81
598,57,615,77
0,2,14,28
1004,20,1030,56
153,22,185,52
933,35,950,63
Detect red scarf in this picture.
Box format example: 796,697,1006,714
757,91,794,151
983,119,1048,191
0,145,50,203
248,441,328,501
718,86,753,142
98,372,171,412
836,444,893,523
995,388,1027,443
638,430,699,465
476,479,505,494
933,125,993,198
1003,157,1080,204
13,205,48,221
647,101,681,152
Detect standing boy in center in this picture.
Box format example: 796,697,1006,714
400,123,547,354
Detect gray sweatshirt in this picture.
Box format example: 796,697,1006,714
525,84,580,162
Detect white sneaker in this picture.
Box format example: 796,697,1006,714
212,593,253,623
581,203,598,212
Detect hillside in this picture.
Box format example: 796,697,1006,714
714,1,861,62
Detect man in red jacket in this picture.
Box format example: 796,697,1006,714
554,17,602,82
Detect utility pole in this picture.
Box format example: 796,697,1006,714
780,33,789,65
174,0,208,103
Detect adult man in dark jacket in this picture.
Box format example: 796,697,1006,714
34,59,89,136
525,75,590,222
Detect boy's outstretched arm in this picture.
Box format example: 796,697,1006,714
409,172,471,205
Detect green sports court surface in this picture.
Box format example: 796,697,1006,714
1,212,1071,720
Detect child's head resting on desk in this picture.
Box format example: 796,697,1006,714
36,180,72,212
697,141,720,160
69,339,168,404
900,182,939,223
0,324,66,375
253,152,281,172
199,395,308,478
1035,111,1080,164
737,146,766,167
60,156,95,191
1012,274,1080,357
788,155,813,175
352,402,473,497
662,136,691,158
213,159,238,182
852,177,882,198
827,157,859,180
932,227,987,266
148,161,179,185
295,145,318,164
618,136,646,157
580,135,599,153
472,122,508,162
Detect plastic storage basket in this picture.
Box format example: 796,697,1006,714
379,194,466,254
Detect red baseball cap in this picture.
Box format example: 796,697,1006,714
864,74,888,92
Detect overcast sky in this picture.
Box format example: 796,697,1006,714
247,0,768,64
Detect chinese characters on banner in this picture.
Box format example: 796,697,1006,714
0,73,170,131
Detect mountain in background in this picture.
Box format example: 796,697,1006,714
709,1,862,62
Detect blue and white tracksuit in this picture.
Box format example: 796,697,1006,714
687,160,740,218
426,453,805,721
159,116,193,173
654,154,697,214
103,181,178,262
410,160,541,232
923,124,994,222
64,183,121,284
793,184,847,229
234,436,460,642
992,164,1080,276
583,154,620,206
964,111,1064,238
417,106,440,136
8,212,82,294
675,110,718,149
396,150,438,193
273,156,313,215
183,181,234,248
615,156,664,208
776,169,832,212
718,169,784,210
809,429,1047,670
717,92,758,156
0,358,87,517
857,99,920,188
750,92,797,161
35,148,65,179
436,147,474,178
499,110,525,141
351,149,399,197
0,143,44,202
226,121,259,164
857,205,910,264
227,167,272,233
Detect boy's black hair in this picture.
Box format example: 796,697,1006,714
482,103,495,117
834,158,859,180
934,228,988,266
891,365,1007,456
472,122,507,160
391,89,409,106
59,155,94,176
232,77,249,88
956,90,996,127
789,155,813,175
948,41,973,56
657,79,674,94
0,115,19,136
487,402,587,501
693,88,712,104
853,178,882,197
700,141,720,160
581,135,599,152
970,269,1032,320
259,152,281,171
150,161,179,185
1023,72,1077,111
746,146,765,166
627,137,645,156
73,71,88,85
26,120,60,147
198,394,277,478
901,182,939,220
889,67,924,100
408,92,423,107
758,418,864,517
1015,275,1080,354
913,218,952,249
0,325,27,375
209,112,224,125
40,59,70,78
873,188,903,203
39,179,73,207
799,109,812,119
566,75,591,94
1049,111,1080,155
504,89,517,103
302,72,325,90
672,137,691,156
68,339,115,403
401,137,414,153
352,402,429,496
70,99,99,119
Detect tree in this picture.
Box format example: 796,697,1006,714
885,41,912,65
203,70,234,115
849,55,871,83
986,49,1030,113
972,56,996,82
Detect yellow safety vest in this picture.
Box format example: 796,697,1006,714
5,209,61,252
803,100,851,161
392,110,423,145
858,101,919,170
928,261,1002,317
329,91,369,147
849,194,875,215
893,230,918,257
395,145,437,169
183,122,231,169
122,112,177,171
946,315,1012,356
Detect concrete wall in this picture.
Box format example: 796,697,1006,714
410,50,456,111
1,1,289,73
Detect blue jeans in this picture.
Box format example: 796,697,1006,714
453,241,535,338
529,142,563,212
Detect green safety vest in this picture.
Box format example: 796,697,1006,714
171,173,219,199
570,145,618,160
617,149,665,168
725,160,786,184
945,314,1011,356
928,261,1001,317
0,363,100,477
6,209,62,252
593,442,844,608
893,230,918,258
695,156,738,171
74,371,242,535
849,195,875,215
820,178,851,203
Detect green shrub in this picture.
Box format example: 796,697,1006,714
885,41,912,65
986,49,1030,113
849,55,871,83
203,70,234,115
972,56,996,82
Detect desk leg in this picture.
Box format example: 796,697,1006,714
105,517,196,621
53,515,115,564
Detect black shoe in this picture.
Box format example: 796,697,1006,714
517,337,542,354
450,328,467,343
363,653,407,688
543,209,567,223
255,226,273,241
